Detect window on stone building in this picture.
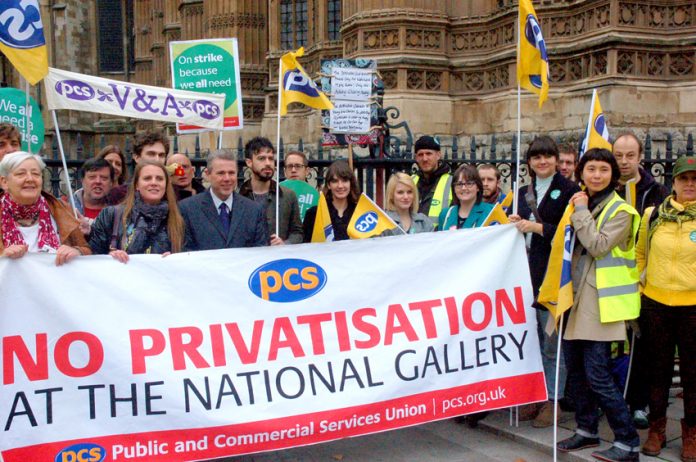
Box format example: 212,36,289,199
280,0,308,50
97,0,135,73
328,0,341,41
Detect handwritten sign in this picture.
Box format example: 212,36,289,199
330,101,371,134
331,68,373,101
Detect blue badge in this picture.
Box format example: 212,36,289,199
690,231,696,243
550,189,561,200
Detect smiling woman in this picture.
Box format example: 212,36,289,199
88,161,184,263
0,152,91,265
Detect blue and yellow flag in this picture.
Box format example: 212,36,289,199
311,192,335,243
482,203,510,227
347,193,402,239
280,47,334,116
499,190,514,212
517,0,549,108
537,203,575,322
0,2,48,85
580,89,612,157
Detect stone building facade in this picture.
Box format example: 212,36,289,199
1,1,695,157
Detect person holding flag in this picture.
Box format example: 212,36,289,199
303,160,359,242
438,164,493,230
509,135,580,427
379,173,434,236
557,148,641,462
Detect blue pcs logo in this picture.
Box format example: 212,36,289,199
0,1,46,49
594,113,609,138
55,443,106,462
249,258,327,302
283,69,320,97
524,14,549,89
354,211,379,233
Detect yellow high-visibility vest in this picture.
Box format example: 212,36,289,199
594,192,641,323
412,173,452,222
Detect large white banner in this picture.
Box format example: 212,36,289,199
0,226,546,462
43,68,225,130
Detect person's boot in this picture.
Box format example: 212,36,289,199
517,402,542,421
641,416,666,456
682,419,696,462
533,401,559,428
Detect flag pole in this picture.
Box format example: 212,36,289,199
553,311,566,462
580,89,597,158
275,55,283,239
513,9,522,216
51,110,78,217
623,329,637,398
24,78,32,154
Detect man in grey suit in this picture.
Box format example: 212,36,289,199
179,149,268,250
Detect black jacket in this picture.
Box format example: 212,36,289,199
616,167,669,216
303,200,357,242
517,173,580,299
415,161,451,215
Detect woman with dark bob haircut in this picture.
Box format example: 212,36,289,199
438,164,493,230
303,160,360,241
509,135,580,427
557,148,641,462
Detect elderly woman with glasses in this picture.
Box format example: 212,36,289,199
0,152,90,265
438,164,493,230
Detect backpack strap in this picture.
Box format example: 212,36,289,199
109,206,124,251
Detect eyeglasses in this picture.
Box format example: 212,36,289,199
285,164,306,170
454,181,477,189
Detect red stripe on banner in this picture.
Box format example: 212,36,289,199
179,117,240,132
2,373,545,462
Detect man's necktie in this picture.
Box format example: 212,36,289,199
219,203,230,235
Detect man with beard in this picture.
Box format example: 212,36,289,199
478,163,504,204
411,135,452,227
71,158,115,235
239,137,303,245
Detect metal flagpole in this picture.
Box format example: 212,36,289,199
51,110,78,217
553,311,566,462
24,78,32,154
513,6,522,216
275,55,283,239
624,329,637,398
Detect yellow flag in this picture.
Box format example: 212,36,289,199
482,203,510,227
500,190,514,210
347,193,402,239
537,203,575,321
580,89,612,156
310,192,335,243
624,178,637,209
517,0,550,108
0,2,49,85
279,47,334,116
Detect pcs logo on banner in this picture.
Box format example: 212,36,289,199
248,259,327,303
55,443,106,462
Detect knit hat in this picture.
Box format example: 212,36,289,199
673,156,696,177
414,135,440,153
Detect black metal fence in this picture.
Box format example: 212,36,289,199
43,130,694,199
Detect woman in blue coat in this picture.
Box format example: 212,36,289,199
438,164,493,230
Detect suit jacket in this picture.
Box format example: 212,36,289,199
517,172,580,297
179,190,269,251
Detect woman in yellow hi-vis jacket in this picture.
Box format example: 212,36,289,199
557,148,641,462
637,156,696,462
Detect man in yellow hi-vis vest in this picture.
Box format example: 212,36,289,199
412,135,452,226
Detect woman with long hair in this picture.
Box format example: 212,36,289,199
89,161,184,262
557,148,640,462
380,172,434,235
438,164,493,230
97,145,128,186
303,160,360,242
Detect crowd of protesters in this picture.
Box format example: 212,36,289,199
1,120,694,462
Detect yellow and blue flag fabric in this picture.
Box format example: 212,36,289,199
280,47,334,116
517,0,550,108
624,178,637,209
580,89,612,157
0,2,48,85
499,190,514,212
348,193,402,239
311,192,335,243
482,203,510,227
537,203,575,322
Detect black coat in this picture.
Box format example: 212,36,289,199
517,172,580,299
303,200,357,242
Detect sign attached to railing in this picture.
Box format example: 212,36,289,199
0,226,546,462
43,67,225,130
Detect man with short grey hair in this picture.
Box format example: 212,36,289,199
179,149,268,250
